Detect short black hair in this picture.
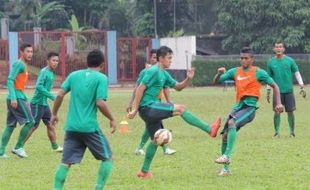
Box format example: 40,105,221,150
240,47,254,56
275,40,284,46
47,52,59,60
156,46,173,61
150,49,157,55
87,49,104,68
19,44,32,52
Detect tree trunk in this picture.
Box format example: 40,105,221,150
84,8,87,26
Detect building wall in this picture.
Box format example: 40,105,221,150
160,36,196,70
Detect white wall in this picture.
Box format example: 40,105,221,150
160,36,196,70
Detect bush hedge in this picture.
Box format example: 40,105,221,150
192,59,310,86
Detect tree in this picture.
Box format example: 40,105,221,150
217,0,310,53
24,0,65,27
98,0,131,35
2,0,67,30
132,12,154,37
62,0,111,28
123,0,154,37
187,0,218,34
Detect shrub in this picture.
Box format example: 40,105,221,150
192,59,310,86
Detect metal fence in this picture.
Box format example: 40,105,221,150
0,39,8,87
117,38,151,81
18,30,107,86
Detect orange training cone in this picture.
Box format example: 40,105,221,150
119,119,129,133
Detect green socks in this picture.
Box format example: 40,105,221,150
221,140,227,155
95,160,113,190
54,164,69,190
274,113,295,135
142,143,158,172
137,129,168,153
137,129,150,149
51,142,59,150
221,140,230,170
181,111,211,133
224,127,237,158
0,127,14,155
53,161,113,190
162,145,168,152
274,114,280,134
15,122,34,149
287,113,295,135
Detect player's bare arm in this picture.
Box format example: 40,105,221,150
163,88,172,103
295,71,306,98
128,84,146,119
266,85,272,103
174,68,195,91
269,82,284,113
50,89,66,125
213,67,226,84
127,85,138,113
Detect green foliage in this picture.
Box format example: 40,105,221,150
1,0,66,29
132,13,154,37
33,1,65,26
63,0,111,28
217,0,310,53
167,28,185,37
192,58,310,86
1,0,219,37
69,14,80,32
126,0,219,37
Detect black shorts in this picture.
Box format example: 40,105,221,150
221,105,256,135
62,130,112,164
6,99,34,127
273,92,296,112
139,102,174,140
30,104,51,127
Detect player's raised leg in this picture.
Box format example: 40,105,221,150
174,104,221,137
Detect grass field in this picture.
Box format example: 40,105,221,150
0,87,310,190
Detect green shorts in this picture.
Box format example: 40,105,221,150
6,99,34,127
273,92,296,112
30,104,51,127
221,105,256,135
62,130,112,164
138,102,174,139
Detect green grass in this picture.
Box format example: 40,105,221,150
1,87,310,190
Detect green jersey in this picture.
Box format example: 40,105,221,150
7,60,28,100
61,69,108,132
139,64,176,107
136,68,147,84
220,67,274,109
267,55,298,93
31,66,56,106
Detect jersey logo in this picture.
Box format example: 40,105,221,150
236,76,249,80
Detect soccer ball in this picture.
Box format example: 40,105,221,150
154,129,172,145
